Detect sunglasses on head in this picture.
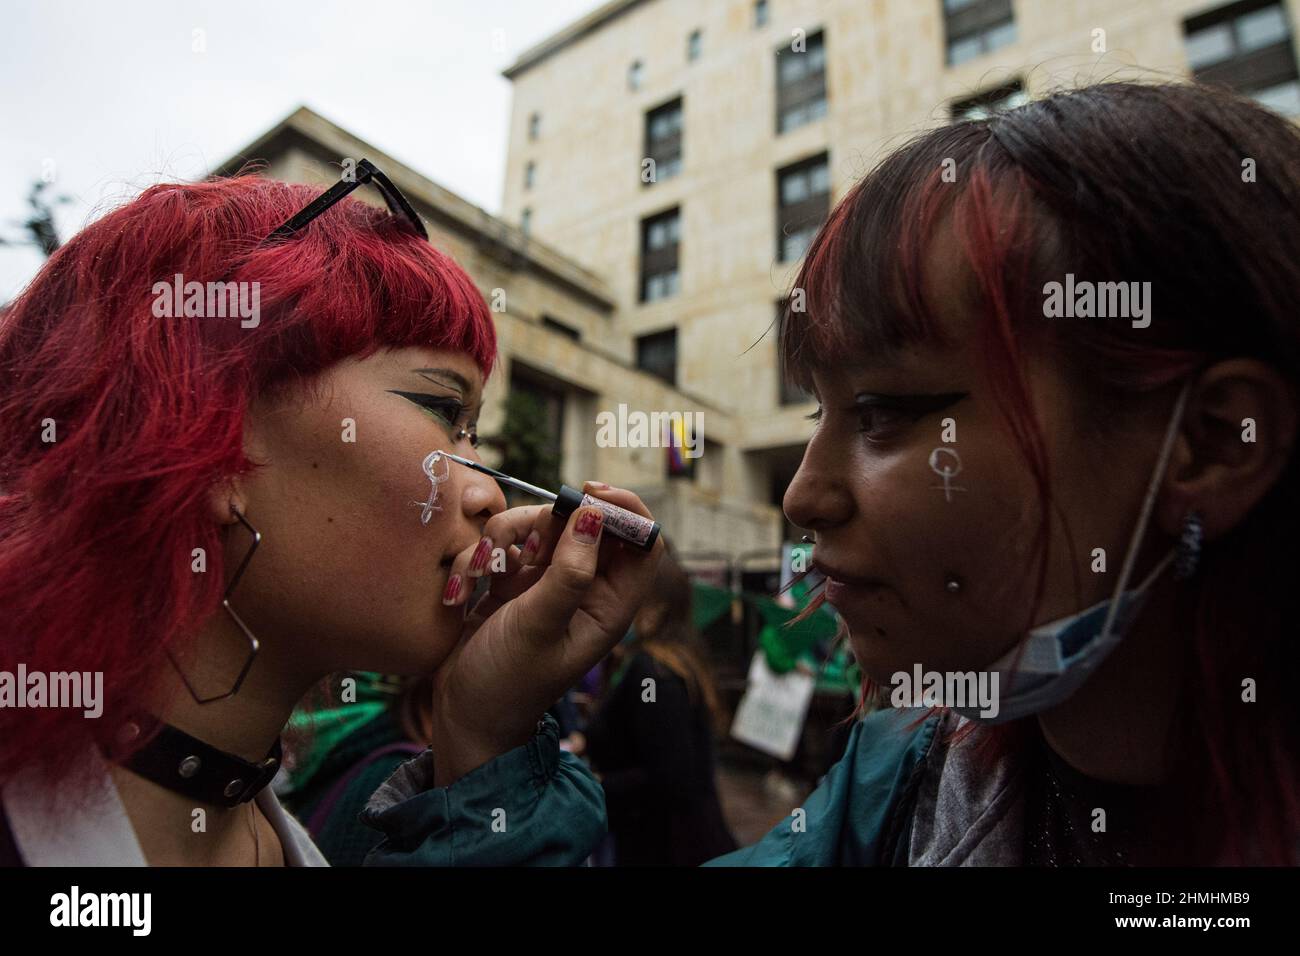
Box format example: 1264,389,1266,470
262,158,428,244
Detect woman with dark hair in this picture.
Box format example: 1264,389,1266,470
0,167,664,865
577,550,737,865
712,79,1300,866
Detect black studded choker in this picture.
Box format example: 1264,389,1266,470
111,717,282,808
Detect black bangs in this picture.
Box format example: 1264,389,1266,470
778,121,999,393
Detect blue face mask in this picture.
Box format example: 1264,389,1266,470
953,380,1192,725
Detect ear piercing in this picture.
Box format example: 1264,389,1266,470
1174,510,1203,580
801,534,815,544
945,574,962,594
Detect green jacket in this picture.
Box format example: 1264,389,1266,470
705,708,939,866
359,708,940,866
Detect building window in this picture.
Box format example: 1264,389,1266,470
502,366,564,501
636,327,678,385
776,30,828,133
1184,1,1300,116
541,315,581,341
628,59,644,91
521,207,532,237
524,161,536,190
755,0,770,28
943,0,1017,66
777,153,830,263
688,29,702,61
639,208,681,303
777,301,813,405
644,97,683,184
528,112,541,140
950,79,1029,120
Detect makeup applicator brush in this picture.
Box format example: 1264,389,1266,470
436,451,661,551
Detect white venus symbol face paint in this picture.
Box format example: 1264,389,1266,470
929,447,966,503
414,450,451,524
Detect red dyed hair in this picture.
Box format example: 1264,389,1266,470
782,82,1299,864
0,171,497,784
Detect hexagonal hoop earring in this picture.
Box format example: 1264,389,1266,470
168,505,262,704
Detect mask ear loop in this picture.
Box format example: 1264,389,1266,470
1096,379,1194,642
414,450,451,524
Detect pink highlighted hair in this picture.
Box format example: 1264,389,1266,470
0,171,496,785
782,83,1299,864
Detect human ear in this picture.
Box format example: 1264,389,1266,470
204,408,272,526
205,477,248,527
1159,359,1297,540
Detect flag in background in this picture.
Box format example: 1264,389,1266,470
665,415,695,478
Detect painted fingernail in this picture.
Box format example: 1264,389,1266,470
573,507,604,543
468,536,493,576
442,573,463,605
520,530,541,564
584,480,611,490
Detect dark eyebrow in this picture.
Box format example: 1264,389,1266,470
412,367,473,395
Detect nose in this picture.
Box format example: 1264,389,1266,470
783,432,855,534
460,453,507,524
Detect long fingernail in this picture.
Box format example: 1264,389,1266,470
468,536,493,576
442,573,463,604
573,508,604,543
520,530,541,565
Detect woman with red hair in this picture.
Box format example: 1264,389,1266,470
0,164,664,865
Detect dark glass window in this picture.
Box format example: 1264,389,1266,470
644,97,683,184
950,78,1028,120
776,30,827,133
1184,1,1300,115
943,0,1016,66
639,208,681,302
541,315,581,341
777,153,830,262
636,327,678,385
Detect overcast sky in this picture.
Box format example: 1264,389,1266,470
0,0,603,300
